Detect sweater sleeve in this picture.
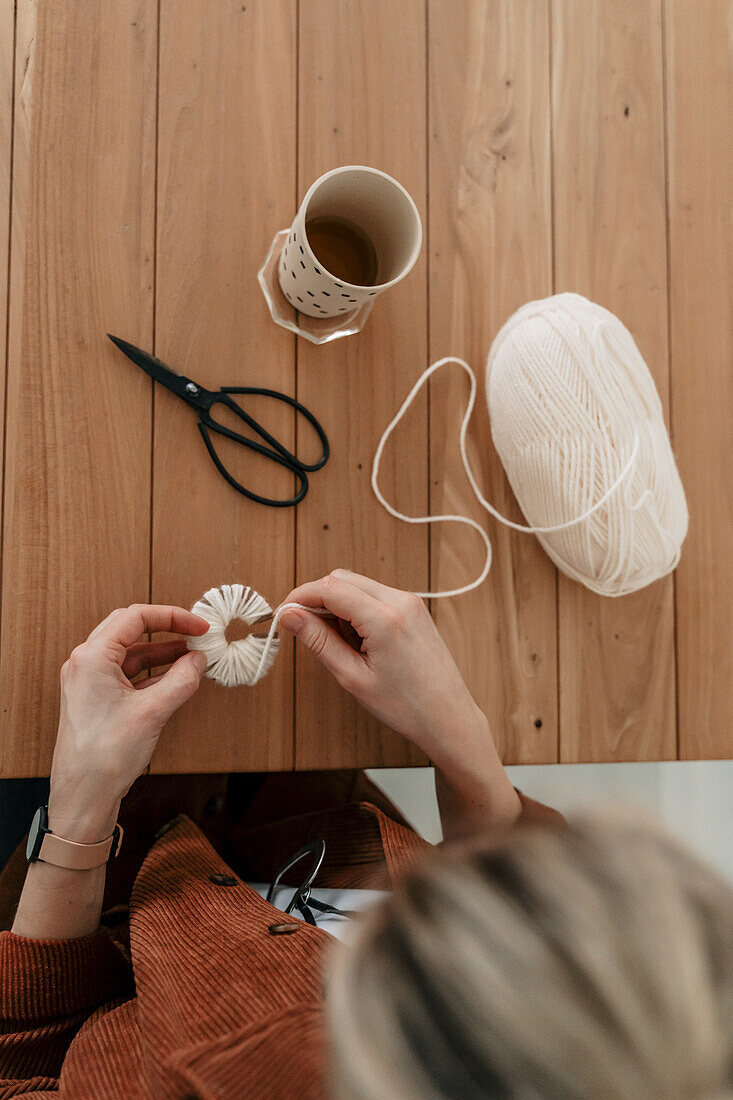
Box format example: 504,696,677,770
0,928,133,1088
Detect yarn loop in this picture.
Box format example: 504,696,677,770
187,584,280,687
373,294,687,598
186,585,330,687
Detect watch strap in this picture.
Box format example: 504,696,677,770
37,822,124,870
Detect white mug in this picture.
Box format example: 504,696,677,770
278,165,422,320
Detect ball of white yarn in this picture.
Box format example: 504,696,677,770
186,584,280,687
486,293,688,596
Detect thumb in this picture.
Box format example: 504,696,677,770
279,608,364,690
144,650,207,722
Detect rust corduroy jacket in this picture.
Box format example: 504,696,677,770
0,780,561,1099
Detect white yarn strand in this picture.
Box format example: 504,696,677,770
372,357,640,599
372,294,687,598
187,585,329,687
240,600,330,686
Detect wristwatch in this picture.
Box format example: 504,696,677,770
26,805,124,870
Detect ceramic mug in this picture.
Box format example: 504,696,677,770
277,165,422,320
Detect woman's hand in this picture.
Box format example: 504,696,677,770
280,571,483,757
47,604,209,844
278,570,521,834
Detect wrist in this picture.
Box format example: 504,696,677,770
46,797,121,845
429,707,521,833
423,702,495,774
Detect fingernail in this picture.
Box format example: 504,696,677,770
279,609,303,635
190,651,208,674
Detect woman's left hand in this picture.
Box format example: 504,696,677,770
47,604,210,843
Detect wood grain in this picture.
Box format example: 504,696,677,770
428,0,556,764
552,0,676,762
0,2,155,774
0,0,13,492
0,1,157,776
666,0,733,760
150,0,297,772
295,0,428,768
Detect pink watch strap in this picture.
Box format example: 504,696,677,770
38,824,124,870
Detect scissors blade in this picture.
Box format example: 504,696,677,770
107,335,204,403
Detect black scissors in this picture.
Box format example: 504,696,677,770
108,335,329,507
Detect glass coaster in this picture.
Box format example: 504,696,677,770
258,229,375,345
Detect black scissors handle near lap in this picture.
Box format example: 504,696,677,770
108,336,330,507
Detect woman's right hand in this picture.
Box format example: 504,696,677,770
278,570,487,763
279,570,521,833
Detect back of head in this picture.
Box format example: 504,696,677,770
327,813,733,1099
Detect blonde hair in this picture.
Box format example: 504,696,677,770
327,813,733,1099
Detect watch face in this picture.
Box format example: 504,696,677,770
26,806,46,862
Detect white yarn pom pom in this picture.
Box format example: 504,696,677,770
487,293,688,596
186,584,280,687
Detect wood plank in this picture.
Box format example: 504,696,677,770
552,0,676,762
428,0,556,764
0,1,156,777
666,0,733,760
295,0,428,768
150,0,297,772
0,0,13,489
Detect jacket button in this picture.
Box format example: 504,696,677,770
209,872,237,886
268,921,300,935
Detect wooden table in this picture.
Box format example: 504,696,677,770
1,0,731,777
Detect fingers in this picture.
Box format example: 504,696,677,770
90,604,210,652
143,651,207,720
133,673,164,690
327,569,407,606
278,607,366,691
87,607,126,642
123,639,189,680
280,575,384,638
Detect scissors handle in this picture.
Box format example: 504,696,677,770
107,335,328,506
193,386,329,507
197,421,310,508
217,387,330,473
